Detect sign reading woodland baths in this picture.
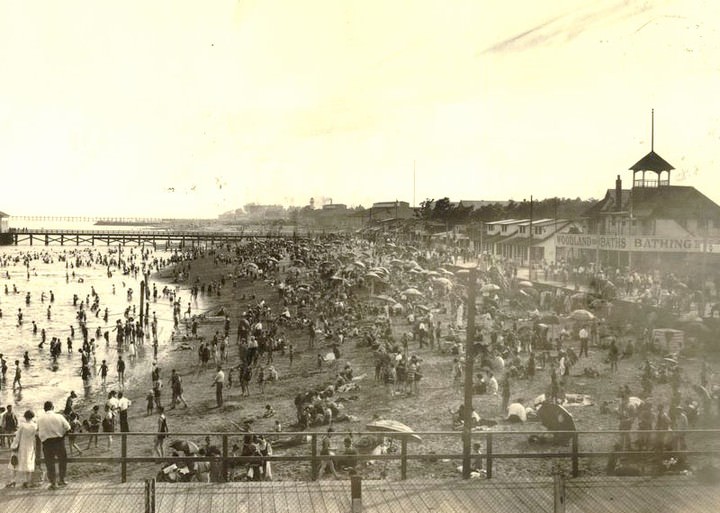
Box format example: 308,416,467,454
556,234,720,253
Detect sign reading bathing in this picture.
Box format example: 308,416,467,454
556,234,720,253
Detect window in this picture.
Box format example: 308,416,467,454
519,226,526,234
501,226,507,233
534,226,543,235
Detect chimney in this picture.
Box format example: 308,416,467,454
615,175,622,211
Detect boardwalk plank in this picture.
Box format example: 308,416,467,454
4,476,720,513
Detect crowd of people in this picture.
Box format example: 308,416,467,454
2,232,719,488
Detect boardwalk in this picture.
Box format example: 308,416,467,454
1,477,717,513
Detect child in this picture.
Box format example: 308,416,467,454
146,390,155,416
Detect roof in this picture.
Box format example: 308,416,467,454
486,218,529,226
630,150,675,172
584,189,631,216
0,211,9,217
585,185,720,221
631,186,720,220
516,218,560,227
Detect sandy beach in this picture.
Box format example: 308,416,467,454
2,237,719,486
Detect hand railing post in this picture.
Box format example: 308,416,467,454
571,432,579,478
121,434,128,483
401,437,408,480
222,434,229,483
145,478,156,513
311,434,318,480
486,432,493,479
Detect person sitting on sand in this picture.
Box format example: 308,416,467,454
262,404,276,418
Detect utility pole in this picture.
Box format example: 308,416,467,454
462,268,478,478
139,280,145,329
528,195,533,279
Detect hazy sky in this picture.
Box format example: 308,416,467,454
1,0,719,217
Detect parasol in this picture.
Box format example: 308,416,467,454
365,419,422,443
401,288,424,297
537,403,576,435
569,309,595,321
506,403,527,423
169,439,200,455
540,314,560,325
432,277,454,289
694,384,712,401
370,295,397,304
480,283,501,293
518,280,533,288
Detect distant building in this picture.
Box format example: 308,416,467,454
0,211,9,233
314,203,363,230
369,201,414,222
456,200,510,210
478,218,579,264
0,211,10,244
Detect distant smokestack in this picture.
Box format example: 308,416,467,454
615,175,622,211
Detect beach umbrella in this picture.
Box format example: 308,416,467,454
518,280,533,288
522,287,539,297
432,277,454,289
370,295,397,304
506,403,527,423
391,303,404,313
628,397,644,409
401,288,424,297
352,261,366,269
540,314,560,325
365,419,422,443
537,403,576,435
455,269,470,276
480,283,501,293
169,439,200,455
569,309,595,321
694,384,712,401
438,268,454,276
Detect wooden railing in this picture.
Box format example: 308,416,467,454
1,429,718,483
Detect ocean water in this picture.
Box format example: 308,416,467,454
0,239,201,414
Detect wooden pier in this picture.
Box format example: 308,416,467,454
4,229,302,247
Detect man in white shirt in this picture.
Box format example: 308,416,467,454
212,366,225,408
36,401,71,489
579,327,589,357
117,392,132,432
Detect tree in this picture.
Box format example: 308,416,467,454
417,198,435,220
